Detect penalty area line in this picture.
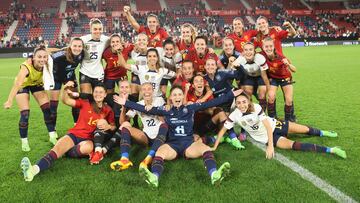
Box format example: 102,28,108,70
249,138,358,203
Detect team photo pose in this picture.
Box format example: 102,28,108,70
115,86,244,187
212,92,346,159
176,23,196,54
219,37,241,69
262,37,296,121
4,46,57,151
227,17,258,52
20,82,115,181
110,83,168,171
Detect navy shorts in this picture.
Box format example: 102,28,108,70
104,78,120,90
241,75,265,86
17,85,44,94
68,133,90,145
79,72,104,87
131,73,140,85
272,120,289,146
160,78,175,86
166,138,194,157
53,79,78,90
270,78,292,87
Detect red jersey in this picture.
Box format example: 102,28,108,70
187,88,214,103
138,25,169,48
227,30,257,52
102,44,134,80
262,52,292,79
184,49,219,73
176,39,195,52
254,28,288,56
68,99,115,139
173,75,190,91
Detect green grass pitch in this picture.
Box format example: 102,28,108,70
0,45,359,202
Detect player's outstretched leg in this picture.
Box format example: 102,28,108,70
211,162,231,186
20,157,36,181
288,122,338,138
110,128,133,171
139,164,159,188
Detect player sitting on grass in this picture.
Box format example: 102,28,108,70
114,86,244,187
212,92,346,159
110,82,168,171
20,82,115,181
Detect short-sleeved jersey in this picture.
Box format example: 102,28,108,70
187,88,213,103
173,75,190,91
224,104,276,144
219,51,241,69
227,30,258,52
80,34,109,79
20,62,43,88
68,99,115,139
130,65,176,97
262,52,292,79
157,48,182,72
138,25,169,48
233,53,268,77
102,45,134,80
204,69,242,98
176,39,195,59
131,50,148,66
254,28,288,56
126,97,165,139
52,50,84,82
184,49,219,73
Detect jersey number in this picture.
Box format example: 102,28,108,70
175,125,185,135
89,52,98,59
250,124,259,130
145,119,156,127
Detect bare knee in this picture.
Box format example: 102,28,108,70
79,141,94,155
96,119,108,128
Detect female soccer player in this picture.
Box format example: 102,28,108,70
219,37,241,69
212,92,346,159
176,23,196,54
80,18,109,95
20,82,115,181
4,46,57,151
262,37,296,121
50,37,84,126
123,6,168,48
114,86,244,187
232,42,270,111
254,16,296,56
110,83,168,171
117,48,176,99
227,17,257,53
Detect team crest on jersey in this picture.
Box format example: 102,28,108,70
241,121,247,126
145,75,150,81
85,44,90,51
215,75,221,81
183,107,188,114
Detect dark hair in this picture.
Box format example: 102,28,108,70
194,35,208,45
89,18,103,26
146,48,161,70
66,37,84,64
235,92,255,113
256,16,269,42
33,45,47,56
110,33,122,41
147,14,159,23
170,85,183,94
90,83,107,114
182,59,193,65
162,38,175,48
190,73,203,84
233,17,244,25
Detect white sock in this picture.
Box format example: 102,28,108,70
21,138,29,144
102,147,108,154
95,147,102,152
32,165,40,175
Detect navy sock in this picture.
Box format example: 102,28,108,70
71,107,79,123
204,120,217,134
201,136,216,145
268,101,277,118
103,134,118,152
284,104,293,121
292,141,330,153
49,100,58,127
40,103,55,132
19,110,30,138
66,145,86,158
259,98,267,112
228,129,237,139
203,151,217,176
37,150,58,172
120,128,131,158
151,156,164,178
307,127,322,136
150,123,167,153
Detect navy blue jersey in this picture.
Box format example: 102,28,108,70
124,91,235,142
204,68,243,98
52,50,84,82
219,51,241,68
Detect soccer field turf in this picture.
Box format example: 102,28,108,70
0,45,359,202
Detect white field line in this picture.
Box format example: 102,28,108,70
249,138,358,203
0,76,15,79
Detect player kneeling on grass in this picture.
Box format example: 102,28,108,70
20,82,115,181
115,86,244,187
212,92,346,159
110,82,168,171
4,46,57,151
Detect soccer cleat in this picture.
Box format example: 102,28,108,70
229,138,245,150
22,142,31,152
89,151,104,165
49,131,58,145
139,165,158,188
331,147,347,159
321,131,338,138
110,158,133,171
213,135,225,143
211,162,231,185
139,156,153,169
21,157,35,182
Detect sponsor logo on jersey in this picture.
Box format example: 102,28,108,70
183,107,188,114
215,75,221,81
145,75,149,80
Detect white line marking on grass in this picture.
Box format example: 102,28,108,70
0,76,15,79
249,138,358,203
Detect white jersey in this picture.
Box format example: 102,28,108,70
224,104,276,144
80,34,109,79
131,50,148,66
130,65,176,97
234,53,268,77
126,97,165,139
157,48,182,72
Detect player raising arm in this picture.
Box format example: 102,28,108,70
212,92,346,159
